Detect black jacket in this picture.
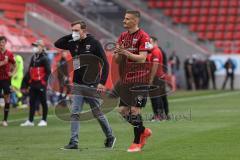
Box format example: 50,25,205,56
22,52,51,89
54,34,109,86
159,47,168,73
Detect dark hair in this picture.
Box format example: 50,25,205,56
126,10,141,18
71,20,87,29
150,36,158,42
0,36,7,42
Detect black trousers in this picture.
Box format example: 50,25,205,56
29,87,48,122
150,77,169,116
222,74,234,90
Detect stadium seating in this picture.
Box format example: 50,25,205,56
0,0,54,52
148,0,240,54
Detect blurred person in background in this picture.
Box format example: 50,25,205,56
148,36,170,121
57,50,71,101
168,51,180,88
20,40,51,127
11,54,24,108
222,58,235,90
0,36,16,127
184,56,195,90
205,56,216,90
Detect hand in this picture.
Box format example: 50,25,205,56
21,88,28,94
113,44,128,56
8,72,14,77
96,83,106,93
0,56,8,66
4,56,8,63
149,78,154,85
117,49,129,57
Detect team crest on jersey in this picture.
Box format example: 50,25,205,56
132,38,138,45
86,45,91,50
145,42,152,49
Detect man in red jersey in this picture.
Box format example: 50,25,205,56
0,36,16,127
148,36,170,121
113,10,152,152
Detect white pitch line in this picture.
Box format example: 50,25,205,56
169,91,240,103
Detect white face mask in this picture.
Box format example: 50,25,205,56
32,47,40,53
149,43,153,49
72,31,80,41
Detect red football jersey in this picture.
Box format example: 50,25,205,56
0,50,15,80
117,29,151,84
117,29,151,58
147,46,164,78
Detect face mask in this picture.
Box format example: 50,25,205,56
148,43,153,49
32,47,40,53
72,31,80,41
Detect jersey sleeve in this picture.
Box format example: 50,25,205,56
117,33,123,46
8,51,16,64
151,48,163,64
139,33,151,52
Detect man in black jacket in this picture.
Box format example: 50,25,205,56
20,40,51,127
222,58,235,90
54,20,115,149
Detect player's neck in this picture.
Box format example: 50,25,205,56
128,26,139,34
0,48,6,53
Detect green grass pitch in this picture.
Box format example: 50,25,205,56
0,90,240,160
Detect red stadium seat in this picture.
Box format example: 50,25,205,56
164,9,173,16
218,16,227,23
172,8,182,16
175,1,183,8
216,24,225,31
205,32,215,40
221,0,229,7
229,0,239,6
202,1,211,7
180,16,189,24
189,16,198,23
184,0,192,7
189,24,197,32
197,32,206,40
182,8,191,16
156,1,165,8
165,1,174,8
225,24,235,31
211,1,221,7
199,16,208,23
191,8,200,15
147,0,240,54
197,24,207,31
233,32,240,40
209,8,219,15
192,0,201,7
207,24,216,31
200,8,210,15
4,11,24,20
214,32,224,40
0,3,25,12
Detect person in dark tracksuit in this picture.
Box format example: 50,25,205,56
222,58,235,90
205,58,216,89
54,20,115,149
20,40,51,127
